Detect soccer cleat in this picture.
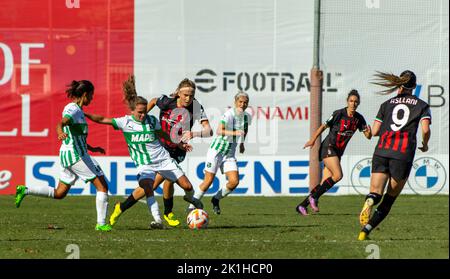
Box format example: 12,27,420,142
163,212,180,227
95,224,112,231
308,196,320,213
358,231,368,241
211,197,221,215
149,221,164,230
296,204,309,216
109,202,122,226
186,205,195,214
359,198,374,227
184,195,204,209
15,185,27,208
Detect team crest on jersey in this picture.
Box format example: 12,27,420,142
407,157,446,194
350,158,372,195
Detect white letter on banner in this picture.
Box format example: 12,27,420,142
21,94,49,137
0,43,14,85
20,43,44,85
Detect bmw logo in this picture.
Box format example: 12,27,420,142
407,157,447,194
351,158,372,195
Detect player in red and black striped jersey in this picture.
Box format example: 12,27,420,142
112,78,212,227
358,70,431,240
296,90,372,215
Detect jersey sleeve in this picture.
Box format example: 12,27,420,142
149,115,162,130
62,105,78,124
324,110,338,127
193,101,209,123
155,94,170,110
357,115,368,132
420,105,432,124
374,103,386,124
111,116,127,130
220,110,232,126
245,112,252,126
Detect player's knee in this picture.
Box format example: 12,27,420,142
54,191,67,199
333,173,343,182
228,179,239,188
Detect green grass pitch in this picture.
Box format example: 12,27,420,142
0,195,448,259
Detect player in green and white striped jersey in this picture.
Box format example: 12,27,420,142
188,91,252,214
85,75,203,229
15,80,112,231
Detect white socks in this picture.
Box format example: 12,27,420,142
146,196,162,223
25,185,55,198
96,191,109,225
194,190,205,201
214,187,232,200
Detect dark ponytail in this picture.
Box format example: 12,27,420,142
122,75,147,110
372,70,417,95
347,89,360,101
66,80,94,99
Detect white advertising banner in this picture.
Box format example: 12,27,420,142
25,155,448,195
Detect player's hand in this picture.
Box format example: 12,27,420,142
178,142,193,152
91,147,106,154
303,140,314,149
363,124,371,133
57,132,68,140
181,131,194,142
418,142,428,152
235,130,245,137
239,143,245,154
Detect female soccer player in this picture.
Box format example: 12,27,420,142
85,76,204,229
111,78,212,227
15,80,112,231
358,70,431,240
188,91,251,214
296,89,372,215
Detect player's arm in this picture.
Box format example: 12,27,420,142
56,117,72,141
84,112,113,125
195,120,213,138
372,103,385,137
418,119,431,152
155,129,193,152
371,120,382,136
146,97,158,113
363,124,372,139
182,120,213,142
239,117,250,154
303,123,328,149
217,122,244,137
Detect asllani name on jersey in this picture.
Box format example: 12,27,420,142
390,97,418,105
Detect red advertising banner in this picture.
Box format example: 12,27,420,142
0,0,134,156
0,155,25,194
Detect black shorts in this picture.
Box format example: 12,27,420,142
371,154,413,181
319,143,342,161
165,146,186,163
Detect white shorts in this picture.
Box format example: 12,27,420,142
59,156,104,185
204,149,238,175
137,158,185,182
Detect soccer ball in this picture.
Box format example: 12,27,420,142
187,209,209,230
